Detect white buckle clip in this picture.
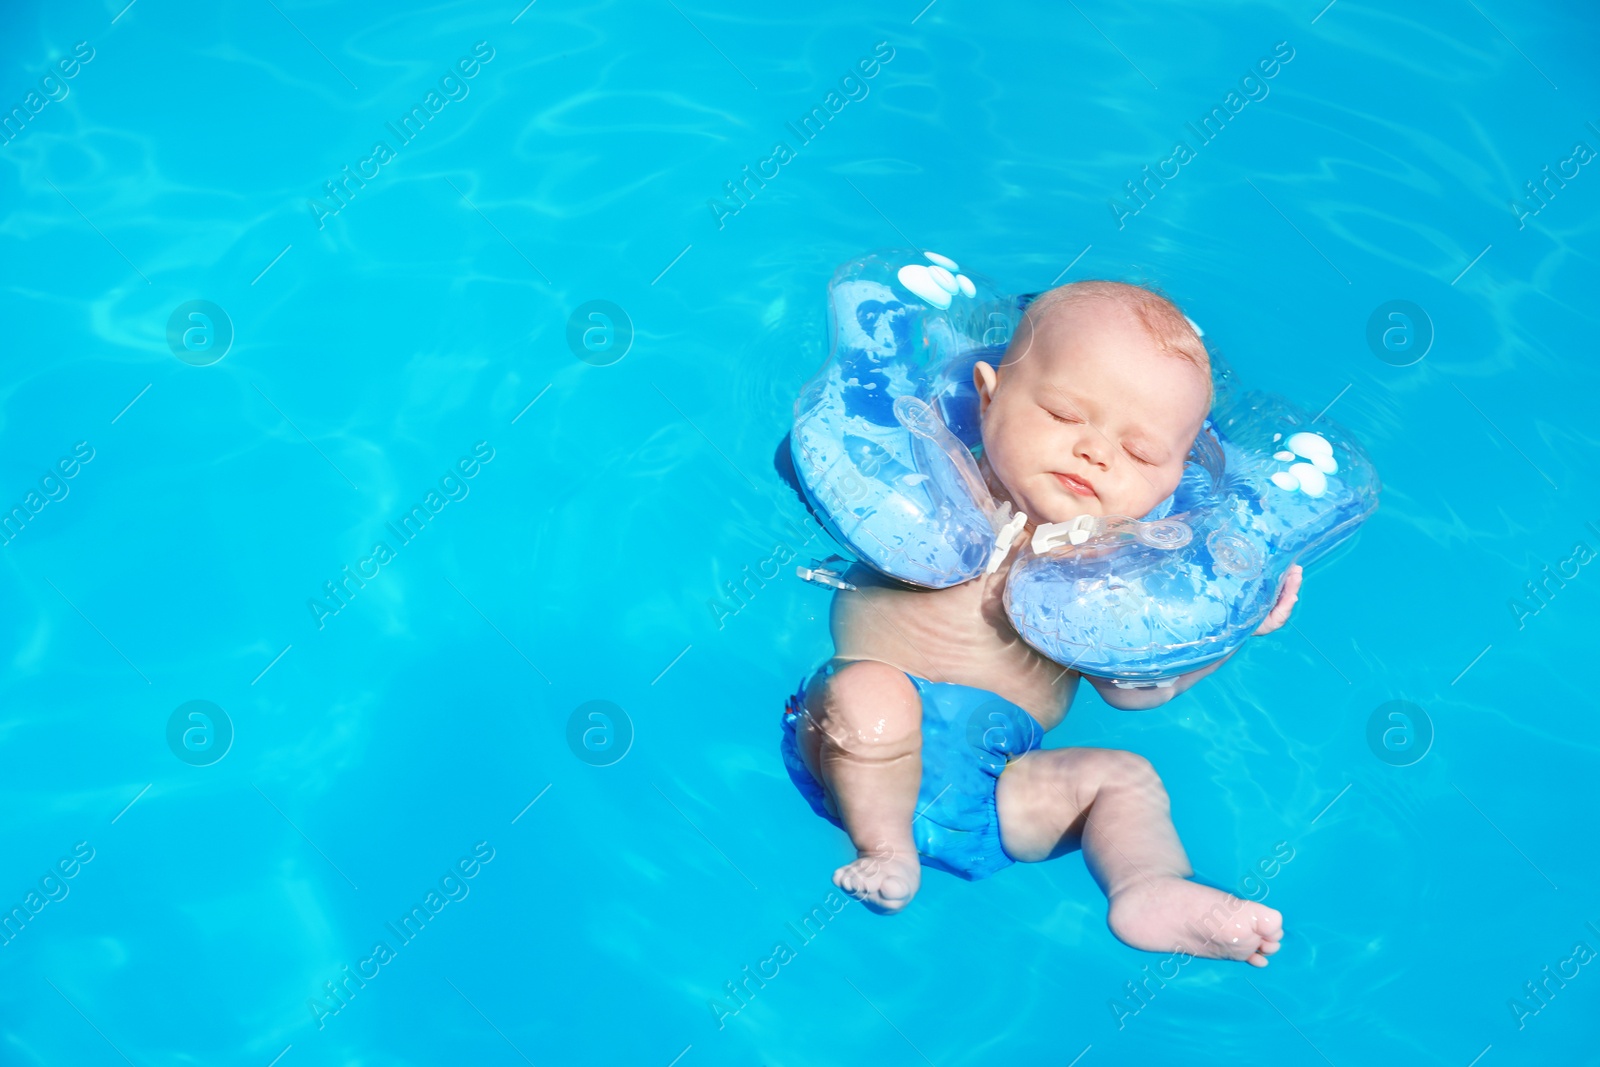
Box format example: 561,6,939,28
1032,514,1096,554
1110,677,1177,690
985,507,1028,574
795,564,857,591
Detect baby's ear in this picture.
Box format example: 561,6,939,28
973,361,998,413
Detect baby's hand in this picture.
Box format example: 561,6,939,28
1254,565,1302,636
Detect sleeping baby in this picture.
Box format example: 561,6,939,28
782,280,1300,966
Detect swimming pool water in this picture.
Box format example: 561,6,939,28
2,1,1598,1064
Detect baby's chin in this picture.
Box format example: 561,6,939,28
1027,500,1097,525
1009,483,1104,526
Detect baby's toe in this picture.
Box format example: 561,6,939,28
1251,909,1284,965
1252,905,1284,941
878,872,912,904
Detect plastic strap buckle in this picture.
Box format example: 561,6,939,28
985,507,1028,574
1032,515,1096,553
1110,677,1178,690
795,562,857,591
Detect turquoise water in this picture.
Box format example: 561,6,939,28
3,0,1598,1063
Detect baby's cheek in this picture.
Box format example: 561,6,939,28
979,415,1021,473
987,444,1038,511
983,430,1015,470
1133,470,1183,514
1103,476,1158,519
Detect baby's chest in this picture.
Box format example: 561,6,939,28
840,574,1074,723
833,569,1035,666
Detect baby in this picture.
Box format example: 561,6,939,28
781,280,1301,966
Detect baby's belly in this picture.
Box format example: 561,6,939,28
828,565,1077,729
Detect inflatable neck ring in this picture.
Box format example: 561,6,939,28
790,250,1380,682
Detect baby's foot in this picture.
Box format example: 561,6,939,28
1107,877,1284,967
834,844,920,915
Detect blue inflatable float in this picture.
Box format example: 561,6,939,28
790,249,1380,682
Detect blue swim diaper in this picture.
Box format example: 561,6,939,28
780,670,1045,881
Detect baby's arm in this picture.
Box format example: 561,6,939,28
1085,565,1303,711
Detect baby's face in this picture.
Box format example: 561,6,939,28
975,299,1210,525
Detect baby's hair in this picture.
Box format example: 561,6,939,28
1012,280,1212,400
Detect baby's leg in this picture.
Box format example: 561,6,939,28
996,748,1283,966
794,661,923,914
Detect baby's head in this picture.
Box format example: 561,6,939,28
974,280,1211,525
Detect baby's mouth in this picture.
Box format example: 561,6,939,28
1052,471,1097,498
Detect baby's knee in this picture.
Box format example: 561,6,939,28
805,661,921,750
1088,748,1165,795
